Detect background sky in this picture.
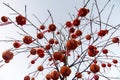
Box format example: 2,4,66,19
0,0,120,80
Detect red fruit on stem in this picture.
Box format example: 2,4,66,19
24,75,30,80
112,59,118,64
102,49,108,54
101,63,106,68
30,48,36,55
1,16,8,22
90,63,100,73
37,65,44,71
78,8,89,17
48,24,56,31
73,18,80,26
40,25,45,30
66,21,72,27
66,39,78,50
37,32,44,39
60,66,71,77
2,50,14,61
49,38,54,44
51,70,59,80
13,41,21,48
53,52,62,60
16,15,26,26
112,37,119,43
85,34,91,40
36,48,45,58
75,30,82,36
23,36,33,44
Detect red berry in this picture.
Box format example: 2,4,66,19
107,63,112,67
48,24,56,31
13,41,21,48
24,75,30,80
49,38,55,44
23,36,33,44
30,48,36,55
85,34,91,40
78,8,89,17
37,65,44,71
66,39,78,50
97,30,108,37
40,25,45,30
2,50,14,61
36,48,45,58
101,63,106,68
112,59,118,64
69,27,75,33
1,16,8,22
45,44,51,50
66,21,72,27
112,37,119,43
73,18,80,26
102,49,108,54
37,32,44,39
16,15,26,26
75,30,82,36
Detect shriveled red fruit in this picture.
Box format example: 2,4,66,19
53,52,62,60
37,65,44,71
60,66,71,77
112,37,119,43
90,63,100,73
24,75,30,80
107,63,112,67
16,15,26,26
40,25,45,30
31,77,35,80
75,30,82,36
78,8,89,17
66,39,78,50
75,72,82,78
73,18,80,26
13,41,21,48
88,49,98,57
2,50,14,61
1,16,8,22
45,44,51,50
69,27,75,33
87,45,98,57
23,36,33,44
36,48,45,58
93,75,99,80
48,24,56,31
101,63,106,68
46,73,51,80
97,30,108,37
85,34,91,40
31,60,35,64
51,70,59,80
60,54,66,62
48,38,54,44
112,59,118,64
71,33,77,39
54,40,59,44
30,48,36,55
37,32,44,39
66,21,72,27
102,49,108,54
88,45,99,57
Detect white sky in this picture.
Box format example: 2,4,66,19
0,0,120,80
